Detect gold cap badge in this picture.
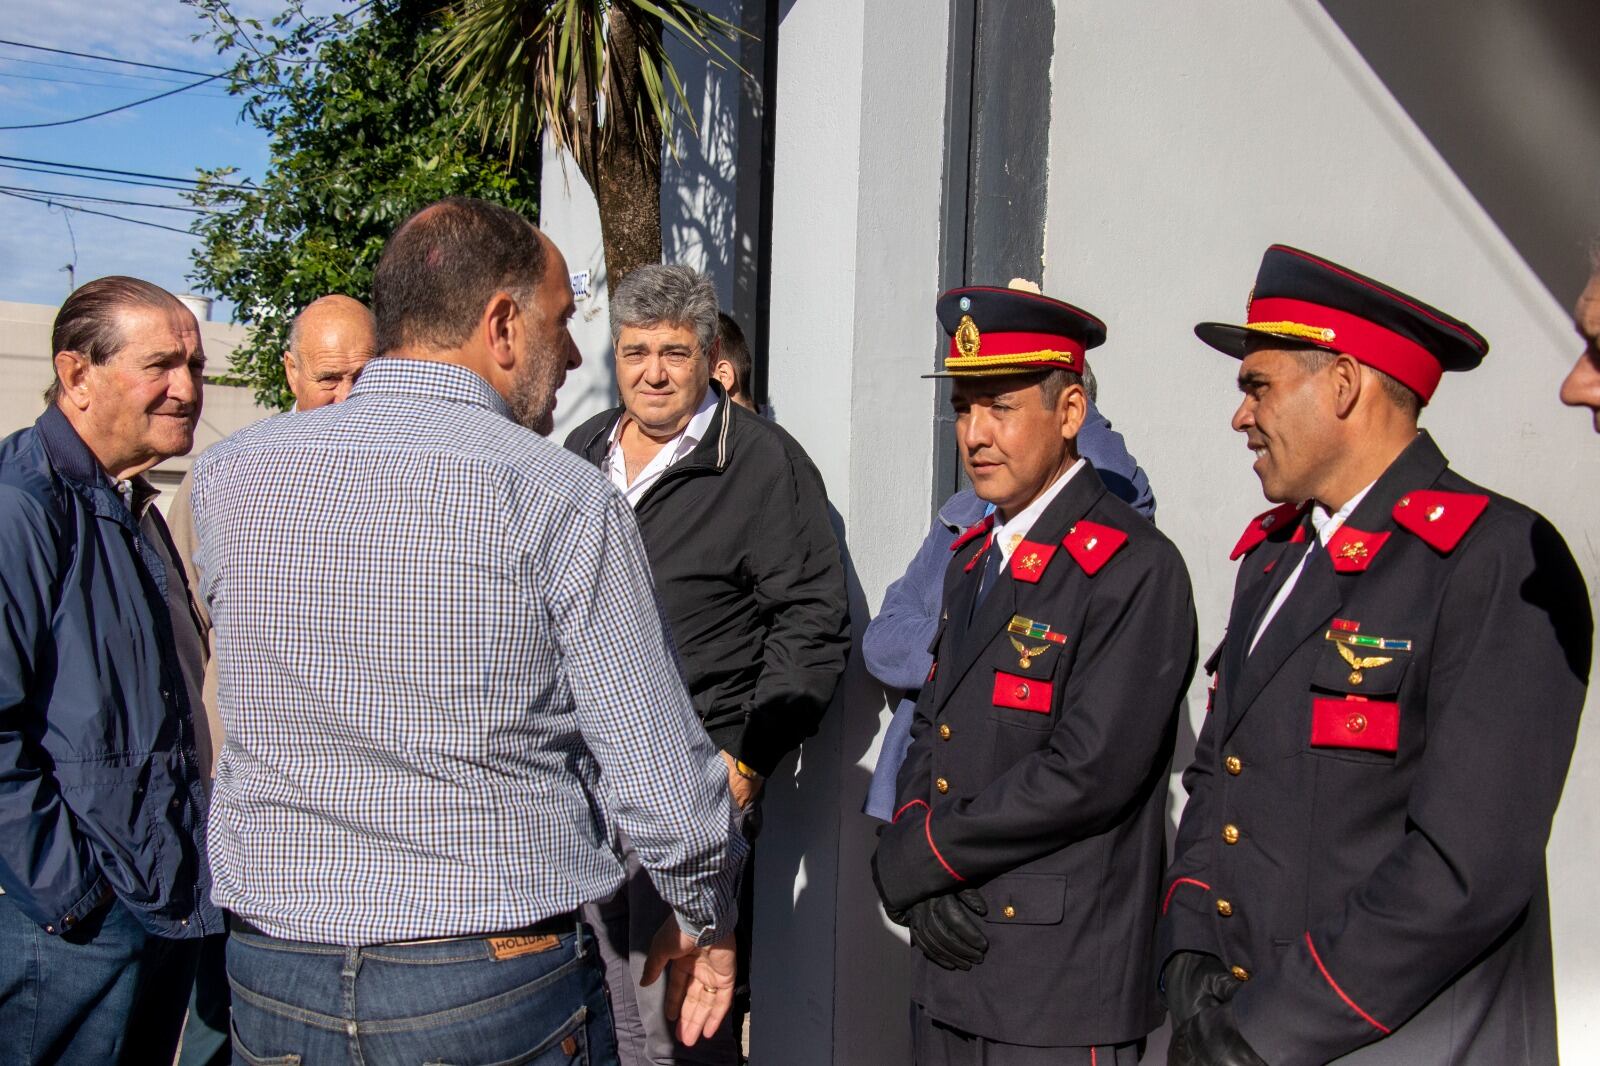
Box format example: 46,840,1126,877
955,315,981,359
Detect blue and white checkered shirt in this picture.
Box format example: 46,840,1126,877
191,358,743,946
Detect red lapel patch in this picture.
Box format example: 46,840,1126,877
1008,539,1058,584
1062,521,1127,575
1392,490,1488,553
1230,502,1303,560
950,514,994,553
1324,525,1390,573
962,534,993,573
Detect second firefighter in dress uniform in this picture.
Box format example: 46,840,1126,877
872,285,1198,1065
1160,245,1593,1065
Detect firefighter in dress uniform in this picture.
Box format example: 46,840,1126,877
872,285,1199,1065
1160,245,1593,1065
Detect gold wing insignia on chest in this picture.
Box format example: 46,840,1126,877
1008,635,1052,670
1334,641,1392,685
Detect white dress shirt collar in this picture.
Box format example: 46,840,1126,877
990,458,1086,566
606,386,720,506
1248,478,1378,654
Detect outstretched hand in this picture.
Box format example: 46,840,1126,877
641,915,737,1046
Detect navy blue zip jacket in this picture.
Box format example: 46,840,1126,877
0,407,217,937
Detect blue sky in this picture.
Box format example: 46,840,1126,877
0,0,348,319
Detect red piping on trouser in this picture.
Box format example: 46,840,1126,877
1162,877,1210,915
1305,932,1391,1035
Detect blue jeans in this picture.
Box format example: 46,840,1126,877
178,934,232,1066
0,893,201,1065
226,919,619,1065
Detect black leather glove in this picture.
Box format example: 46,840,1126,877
905,889,989,971
1162,951,1242,1025
1168,1002,1267,1066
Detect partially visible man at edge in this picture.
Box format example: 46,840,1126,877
164,293,377,1066
712,311,757,412
0,276,218,1063
191,198,744,1064
1560,243,1600,430
565,265,849,1065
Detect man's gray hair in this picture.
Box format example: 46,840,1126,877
610,265,719,355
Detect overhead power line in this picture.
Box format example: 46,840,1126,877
0,188,195,235
0,53,221,86
0,155,251,190
0,184,215,213
0,38,219,78
0,161,243,193
0,69,232,97
0,72,226,131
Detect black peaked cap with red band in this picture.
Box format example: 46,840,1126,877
928,285,1106,378
1194,244,1488,404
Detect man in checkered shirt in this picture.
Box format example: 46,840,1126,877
190,197,744,1065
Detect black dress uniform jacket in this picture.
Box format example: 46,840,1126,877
876,462,1198,1047
1159,433,1592,1064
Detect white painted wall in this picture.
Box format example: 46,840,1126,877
756,1,949,1061
1043,1,1600,1057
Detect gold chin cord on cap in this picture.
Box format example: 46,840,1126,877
1244,320,1337,345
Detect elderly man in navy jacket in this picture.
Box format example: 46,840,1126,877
0,276,218,1062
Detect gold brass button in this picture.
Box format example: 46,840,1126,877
1346,713,1368,734
1231,966,1251,982
1225,756,1242,775
1014,683,1031,701
1003,905,1016,919
938,724,952,741
62,915,74,928
936,777,949,795
1216,899,1233,917
1222,824,1240,845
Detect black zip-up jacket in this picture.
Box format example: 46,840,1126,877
565,385,850,776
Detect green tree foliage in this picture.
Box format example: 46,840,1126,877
186,0,540,409
426,1,740,287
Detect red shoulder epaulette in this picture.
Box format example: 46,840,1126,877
1230,502,1304,561
1062,520,1127,575
949,514,994,553
1392,489,1489,553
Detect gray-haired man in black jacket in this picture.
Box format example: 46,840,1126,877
565,265,850,1065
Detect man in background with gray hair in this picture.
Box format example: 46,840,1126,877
566,265,850,1065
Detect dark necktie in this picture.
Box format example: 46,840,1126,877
970,541,1003,621
1246,519,1322,653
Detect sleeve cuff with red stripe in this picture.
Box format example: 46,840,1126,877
871,799,965,912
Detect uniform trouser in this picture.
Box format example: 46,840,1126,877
585,801,759,1066
912,1002,1143,1066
